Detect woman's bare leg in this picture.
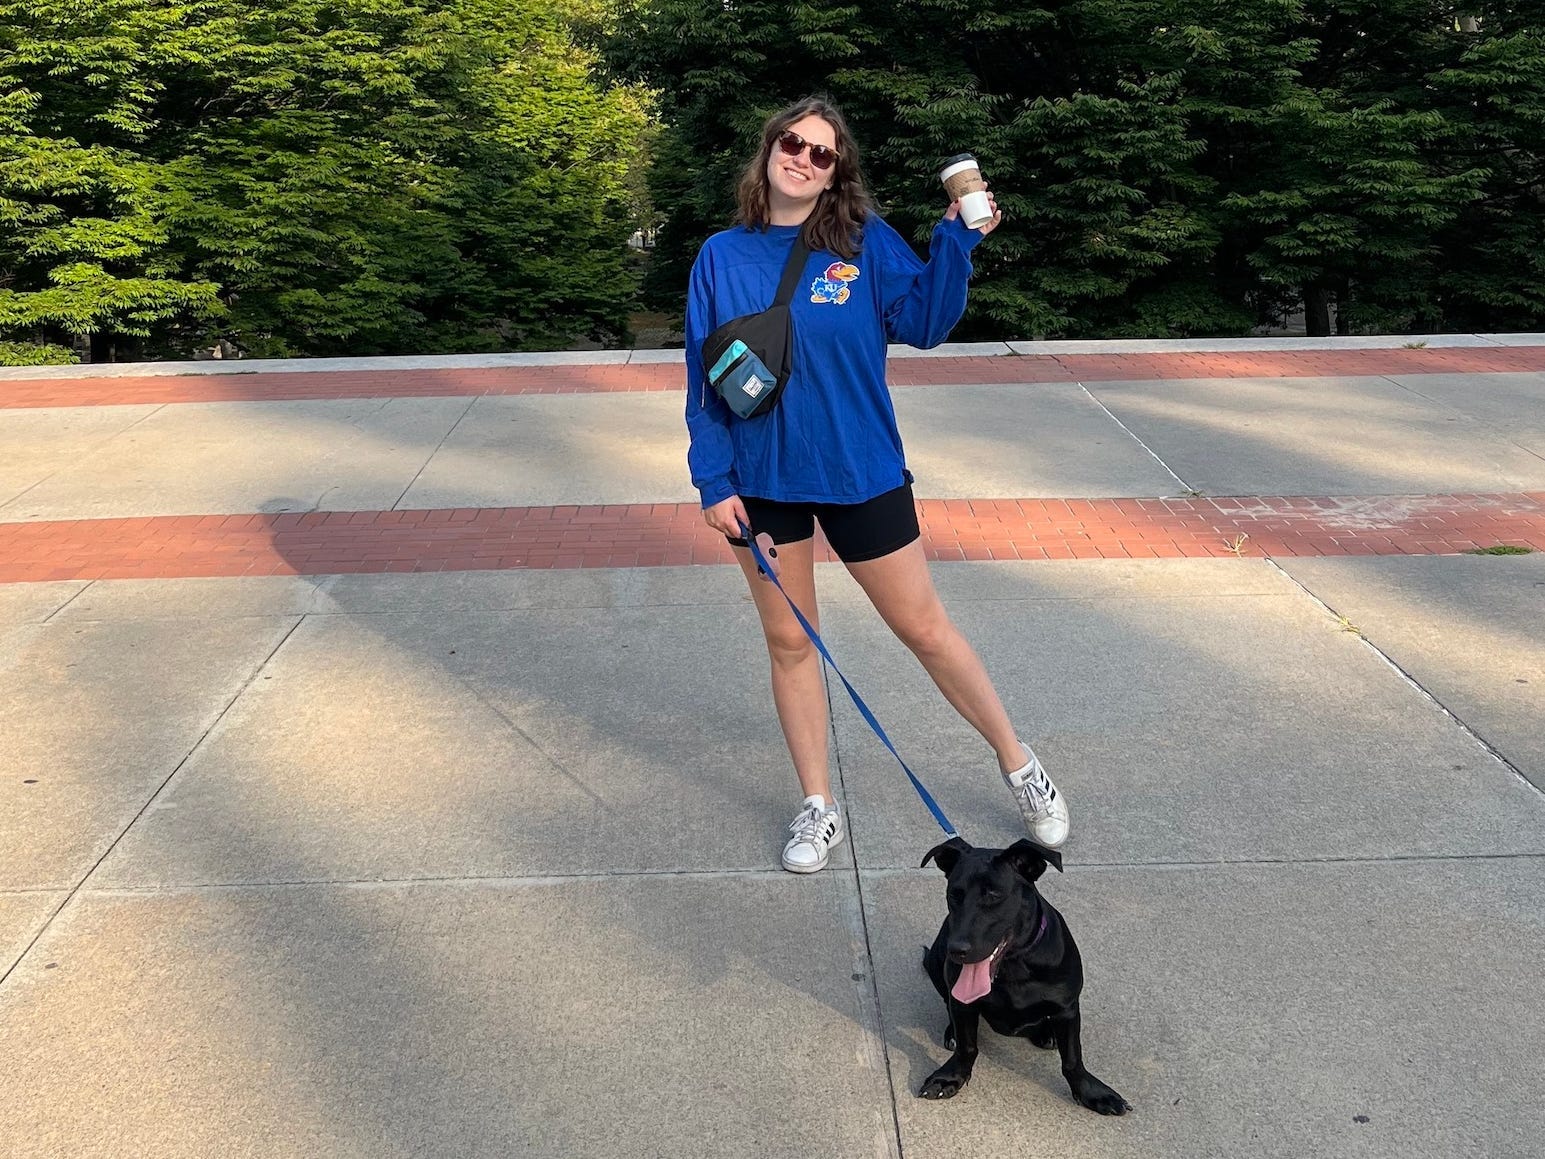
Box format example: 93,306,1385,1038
843,539,1028,772
731,538,833,800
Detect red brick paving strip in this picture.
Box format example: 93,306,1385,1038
3,494,1541,583
4,346,1545,408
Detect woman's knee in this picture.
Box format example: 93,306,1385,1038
893,604,955,657
764,623,817,667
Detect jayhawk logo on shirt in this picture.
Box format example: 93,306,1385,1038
809,261,860,304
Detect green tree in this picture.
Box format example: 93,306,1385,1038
614,0,1537,340
1157,0,1319,331
0,2,223,362
1217,1,1488,334
834,0,1229,339
0,0,656,362
1429,6,1545,331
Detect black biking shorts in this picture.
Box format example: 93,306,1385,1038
725,479,921,564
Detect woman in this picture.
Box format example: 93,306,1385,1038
684,96,1068,873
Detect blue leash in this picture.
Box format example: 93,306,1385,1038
739,520,959,839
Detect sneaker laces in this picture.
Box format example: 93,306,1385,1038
788,802,832,845
1012,766,1057,813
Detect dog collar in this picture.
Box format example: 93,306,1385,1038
1026,907,1049,948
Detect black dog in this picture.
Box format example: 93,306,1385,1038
919,836,1129,1114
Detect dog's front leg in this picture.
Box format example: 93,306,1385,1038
919,1000,979,1099
1050,1007,1130,1115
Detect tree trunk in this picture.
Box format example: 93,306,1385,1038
1334,277,1353,335
1303,285,1332,337
88,332,115,363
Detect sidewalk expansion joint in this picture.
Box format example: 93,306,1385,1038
1379,372,1545,468
74,867,866,894
859,850,1545,875
389,394,479,512
0,614,309,990
50,849,1545,899
1265,556,1545,801
825,666,909,1159
1075,378,1194,494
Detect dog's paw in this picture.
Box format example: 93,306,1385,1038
918,1067,969,1100
1071,1075,1131,1116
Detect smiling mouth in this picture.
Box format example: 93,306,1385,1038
950,936,1010,1005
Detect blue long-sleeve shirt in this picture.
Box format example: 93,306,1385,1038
685,212,983,507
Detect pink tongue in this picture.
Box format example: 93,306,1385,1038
951,957,993,1004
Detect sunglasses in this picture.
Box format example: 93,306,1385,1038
776,130,839,171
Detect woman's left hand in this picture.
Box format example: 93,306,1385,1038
943,185,1003,237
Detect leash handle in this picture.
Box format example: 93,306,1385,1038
738,520,959,838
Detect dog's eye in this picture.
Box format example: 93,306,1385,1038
980,891,1003,905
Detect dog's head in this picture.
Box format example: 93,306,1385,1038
921,836,1063,1002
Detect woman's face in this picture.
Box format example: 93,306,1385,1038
765,114,838,213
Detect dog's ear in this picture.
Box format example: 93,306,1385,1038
998,839,1064,883
920,836,971,873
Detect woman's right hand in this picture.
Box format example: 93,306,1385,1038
704,495,751,538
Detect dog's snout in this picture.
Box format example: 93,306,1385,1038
946,937,974,963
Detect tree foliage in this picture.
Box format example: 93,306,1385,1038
0,0,655,362
1429,8,1545,330
609,0,1545,338
4,0,1539,361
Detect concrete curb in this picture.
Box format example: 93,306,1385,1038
0,334,1540,382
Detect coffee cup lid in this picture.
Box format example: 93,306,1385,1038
939,152,977,171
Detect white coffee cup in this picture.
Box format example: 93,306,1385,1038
940,153,994,229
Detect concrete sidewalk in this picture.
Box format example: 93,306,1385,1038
1,339,1543,1158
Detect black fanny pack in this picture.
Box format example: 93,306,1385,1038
700,234,810,419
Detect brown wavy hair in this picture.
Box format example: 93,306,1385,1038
735,96,875,259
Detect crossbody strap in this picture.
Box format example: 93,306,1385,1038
771,234,811,308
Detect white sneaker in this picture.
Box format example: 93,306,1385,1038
1003,742,1069,848
781,795,845,873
